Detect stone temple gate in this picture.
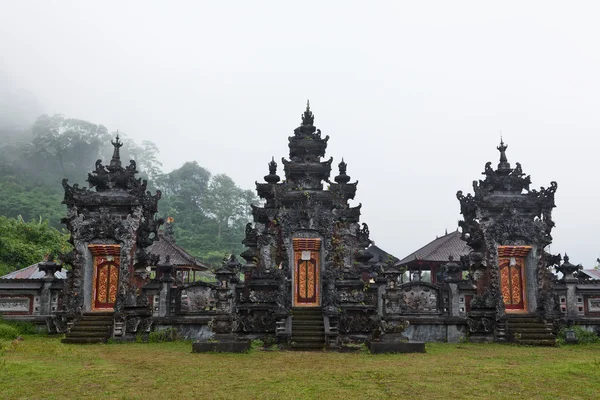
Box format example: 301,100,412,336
2,103,599,347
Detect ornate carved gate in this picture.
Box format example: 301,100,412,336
89,244,121,311
293,238,321,307
498,246,531,311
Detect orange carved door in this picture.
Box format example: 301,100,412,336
88,244,121,311
498,245,530,311
498,246,531,311
499,258,524,310
93,260,119,310
293,238,321,307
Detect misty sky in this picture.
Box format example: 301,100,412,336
1,1,599,266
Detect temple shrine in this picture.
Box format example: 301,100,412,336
1,104,599,348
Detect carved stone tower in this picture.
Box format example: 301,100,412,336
239,102,376,345
61,135,163,316
457,139,558,339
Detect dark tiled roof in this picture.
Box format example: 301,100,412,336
0,263,68,280
581,269,600,280
396,230,470,266
366,244,399,264
148,234,209,270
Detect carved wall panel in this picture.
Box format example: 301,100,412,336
0,296,31,314
181,286,217,312
385,283,440,314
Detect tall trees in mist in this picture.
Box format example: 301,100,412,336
0,112,258,268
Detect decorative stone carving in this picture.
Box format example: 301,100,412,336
239,102,375,336
385,283,440,314
60,135,163,316
339,310,380,333
0,297,30,312
457,139,559,335
182,286,218,312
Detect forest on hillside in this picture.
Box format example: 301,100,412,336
0,94,257,276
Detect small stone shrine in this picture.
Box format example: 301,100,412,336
56,135,163,341
457,139,560,343
238,102,379,349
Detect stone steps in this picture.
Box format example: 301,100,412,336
506,315,556,347
62,337,111,344
290,308,325,351
508,323,550,330
517,333,557,340
292,330,326,336
289,342,325,351
62,312,114,344
517,339,557,346
291,315,323,321
74,320,113,327
291,336,325,342
292,320,324,327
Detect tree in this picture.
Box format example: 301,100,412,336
204,174,258,238
156,161,211,221
136,140,163,184
0,216,71,276
30,114,110,181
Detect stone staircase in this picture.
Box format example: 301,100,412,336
290,308,325,351
506,315,557,346
62,312,114,344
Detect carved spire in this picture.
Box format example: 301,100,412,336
301,99,314,126
268,156,277,175
264,156,280,183
497,137,510,171
164,216,175,243
109,132,123,170
334,158,351,184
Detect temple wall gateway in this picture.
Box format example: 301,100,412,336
2,107,600,346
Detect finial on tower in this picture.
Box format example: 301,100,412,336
497,137,510,171
109,131,123,169
264,156,280,183
301,99,314,126
334,157,350,184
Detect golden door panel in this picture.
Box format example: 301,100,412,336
297,258,317,303
93,260,119,310
293,238,321,307
499,257,525,310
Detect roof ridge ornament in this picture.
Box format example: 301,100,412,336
264,156,281,183
334,157,351,184
301,99,314,126
497,137,510,171
109,131,123,170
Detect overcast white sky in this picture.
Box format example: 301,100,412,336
1,1,599,266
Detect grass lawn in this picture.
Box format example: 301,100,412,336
1,336,599,399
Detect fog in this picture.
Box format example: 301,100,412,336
1,1,599,266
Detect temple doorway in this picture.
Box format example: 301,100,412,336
89,244,121,311
293,238,321,307
498,246,531,312
93,260,119,310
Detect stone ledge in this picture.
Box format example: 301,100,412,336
366,340,426,354
192,340,251,353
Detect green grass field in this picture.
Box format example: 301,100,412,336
1,336,599,399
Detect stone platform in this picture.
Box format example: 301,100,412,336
366,340,426,354
192,339,251,353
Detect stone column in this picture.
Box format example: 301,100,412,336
448,283,460,317
38,259,61,316
564,278,578,318
557,256,581,318
157,256,174,317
